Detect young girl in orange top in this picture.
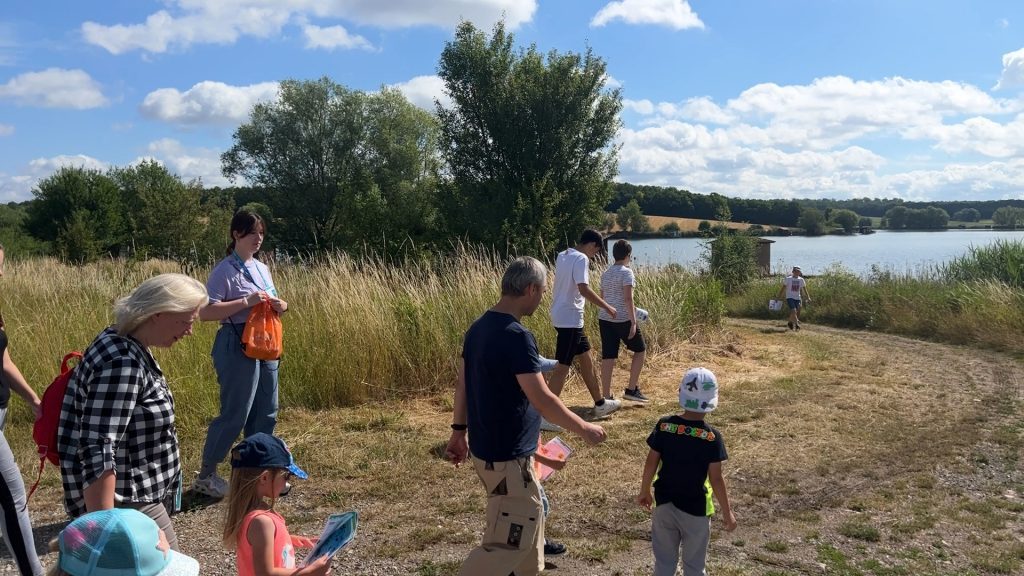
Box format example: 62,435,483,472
223,433,330,576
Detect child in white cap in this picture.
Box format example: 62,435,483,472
636,367,737,576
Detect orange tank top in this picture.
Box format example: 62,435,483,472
237,509,296,575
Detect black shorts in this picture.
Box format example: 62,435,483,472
554,327,592,365
599,319,647,359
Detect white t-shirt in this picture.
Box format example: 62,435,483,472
784,275,806,300
598,264,635,323
550,248,590,328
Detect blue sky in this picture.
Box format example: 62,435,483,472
2,0,1024,203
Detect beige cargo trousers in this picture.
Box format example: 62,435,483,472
459,455,545,576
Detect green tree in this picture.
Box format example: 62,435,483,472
858,216,873,228
884,205,909,229
436,20,622,254
992,206,1024,228
951,208,981,222
25,167,125,261
223,79,439,252
830,209,859,234
697,220,712,235
659,221,681,235
109,160,230,260
704,234,758,294
616,199,650,232
798,208,826,236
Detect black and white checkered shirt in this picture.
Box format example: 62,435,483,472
57,327,181,518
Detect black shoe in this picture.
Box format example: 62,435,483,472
623,388,650,403
544,540,567,556
787,321,794,330
795,322,801,330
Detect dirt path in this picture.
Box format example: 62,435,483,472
10,319,1024,575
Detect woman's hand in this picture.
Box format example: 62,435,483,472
268,297,288,314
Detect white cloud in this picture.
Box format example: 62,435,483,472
999,18,1010,29
27,154,108,174
0,124,13,136
303,24,374,51
140,81,280,125
617,74,1024,200
994,47,1024,90
82,0,536,54
144,139,232,186
389,75,451,110
592,0,704,30
0,68,108,109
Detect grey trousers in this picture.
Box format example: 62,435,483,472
651,503,711,576
0,429,43,576
121,500,179,551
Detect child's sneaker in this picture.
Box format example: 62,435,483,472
623,388,650,403
787,321,794,330
191,473,229,498
592,398,621,418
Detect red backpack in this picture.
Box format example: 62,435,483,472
27,351,82,499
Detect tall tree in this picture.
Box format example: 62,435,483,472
25,167,125,262
437,20,622,254
798,208,826,236
222,78,368,250
109,160,230,259
830,209,859,234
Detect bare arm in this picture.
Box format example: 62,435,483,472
579,283,616,318
708,462,737,531
199,292,262,322
2,348,40,419
247,515,331,576
518,372,605,445
84,470,116,512
444,359,469,467
636,449,660,509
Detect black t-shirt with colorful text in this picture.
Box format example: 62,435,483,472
646,415,727,517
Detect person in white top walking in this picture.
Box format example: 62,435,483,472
546,230,621,430
599,239,648,403
777,266,810,330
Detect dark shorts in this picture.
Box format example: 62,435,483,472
599,319,647,359
555,327,592,365
786,298,802,310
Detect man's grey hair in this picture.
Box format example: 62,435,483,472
501,257,547,296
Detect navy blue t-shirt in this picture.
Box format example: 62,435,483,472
463,310,543,462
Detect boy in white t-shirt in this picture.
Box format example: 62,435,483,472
546,230,621,428
777,266,811,330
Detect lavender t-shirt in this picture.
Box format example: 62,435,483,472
206,255,277,324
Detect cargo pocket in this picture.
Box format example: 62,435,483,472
486,497,539,550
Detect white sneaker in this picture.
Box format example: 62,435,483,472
539,418,563,432
191,474,229,498
592,398,621,418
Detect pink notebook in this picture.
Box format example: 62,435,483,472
535,436,573,481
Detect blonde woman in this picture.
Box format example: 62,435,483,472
57,273,207,551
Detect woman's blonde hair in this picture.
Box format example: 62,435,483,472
113,273,207,336
222,468,280,550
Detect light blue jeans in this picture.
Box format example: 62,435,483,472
0,429,43,575
199,324,279,473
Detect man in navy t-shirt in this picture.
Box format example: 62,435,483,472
446,256,607,576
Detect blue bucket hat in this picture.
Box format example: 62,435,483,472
230,433,308,479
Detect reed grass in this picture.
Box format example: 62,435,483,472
0,251,723,434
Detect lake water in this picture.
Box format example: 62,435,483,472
629,230,1024,277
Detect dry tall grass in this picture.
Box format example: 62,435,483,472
0,252,723,435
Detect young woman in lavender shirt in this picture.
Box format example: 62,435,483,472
192,210,288,499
